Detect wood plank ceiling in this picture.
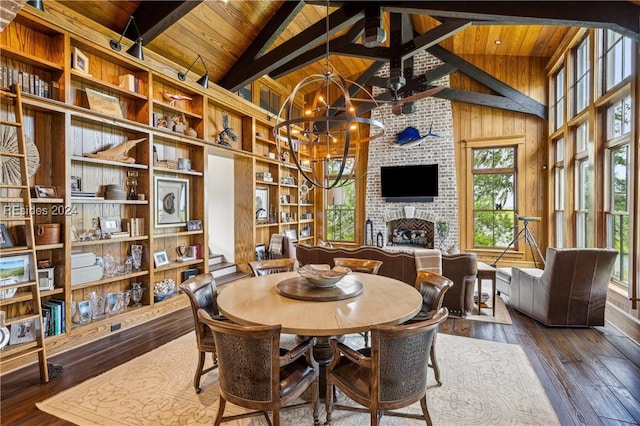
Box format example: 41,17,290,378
58,1,640,116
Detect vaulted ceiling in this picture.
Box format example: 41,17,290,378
58,1,640,118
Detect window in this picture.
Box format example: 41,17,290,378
236,83,252,102
553,138,565,248
259,84,281,115
603,30,632,91
605,97,632,287
325,158,355,242
471,147,517,248
574,121,591,248
551,68,565,131
573,37,590,115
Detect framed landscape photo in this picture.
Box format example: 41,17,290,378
155,176,189,228
153,250,170,268
0,255,30,283
85,88,123,118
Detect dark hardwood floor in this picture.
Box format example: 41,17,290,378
2,300,639,425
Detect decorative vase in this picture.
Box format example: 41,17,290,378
132,283,144,307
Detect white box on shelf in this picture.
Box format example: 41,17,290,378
71,265,103,286
71,252,96,269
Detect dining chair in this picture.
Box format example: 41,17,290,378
179,272,224,394
248,258,296,276
410,270,453,385
334,257,383,347
325,308,449,426
198,309,320,426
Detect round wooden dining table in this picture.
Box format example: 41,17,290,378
217,271,422,336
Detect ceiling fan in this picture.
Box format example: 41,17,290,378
352,84,445,115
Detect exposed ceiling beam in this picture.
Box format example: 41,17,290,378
426,44,547,119
434,87,546,116
130,1,202,45
380,1,640,41
269,19,364,79
220,4,365,92
239,1,305,60
400,19,471,60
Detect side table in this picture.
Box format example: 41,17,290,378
476,262,497,316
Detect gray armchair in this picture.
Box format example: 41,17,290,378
510,247,618,326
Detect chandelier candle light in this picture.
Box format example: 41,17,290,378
274,1,384,190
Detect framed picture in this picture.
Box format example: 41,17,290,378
0,255,30,283
34,185,58,199
284,229,298,241
255,243,266,261
153,250,170,267
78,300,92,324
155,176,189,228
9,318,37,345
70,176,82,191
187,220,202,231
0,224,13,249
99,216,122,235
72,47,90,75
255,187,269,223
85,88,123,118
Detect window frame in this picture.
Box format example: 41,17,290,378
463,136,526,255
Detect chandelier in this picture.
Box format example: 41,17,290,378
274,2,384,190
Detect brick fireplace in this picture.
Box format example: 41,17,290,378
365,51,458,251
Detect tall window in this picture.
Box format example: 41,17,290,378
551,68,565,131
603,30,632,91
259,84,280,115
472,147,517,248
553,138,565,248
574,122,591,247
325,158,355,242
605,96,632,287
573,37,590,115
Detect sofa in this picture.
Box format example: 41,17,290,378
509,247,618,326
295,245,441,286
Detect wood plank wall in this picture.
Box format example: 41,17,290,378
451,54,549,266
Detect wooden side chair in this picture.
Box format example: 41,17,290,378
179,272,224,393
410,270,453,385
325,308,449,426
248,258,295,276
198,309,320,426
334,257,383,346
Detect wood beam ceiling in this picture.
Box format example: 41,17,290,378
129,1,203,44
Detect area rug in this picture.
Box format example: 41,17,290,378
37,332,558,425
449,294,513,325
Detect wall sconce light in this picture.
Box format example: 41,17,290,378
27,0,45,11
110,16,144,60
178,54,209,89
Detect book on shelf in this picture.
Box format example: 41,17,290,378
48,299,66,333
71,191,97,197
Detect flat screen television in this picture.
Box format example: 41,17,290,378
380,164,438,202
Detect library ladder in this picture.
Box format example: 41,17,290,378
0,83,49,382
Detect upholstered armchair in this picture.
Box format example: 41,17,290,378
441,253,477,317
510,247,618,326
198,310,320,425
325,308,449,426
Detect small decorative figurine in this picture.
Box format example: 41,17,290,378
218,111,237,147
162,90,193,107
84,138,146,164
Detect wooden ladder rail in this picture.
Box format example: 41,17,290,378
0,84,49,382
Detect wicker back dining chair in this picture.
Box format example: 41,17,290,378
411,270,453,385
325,308,449,426
198,309,320,426
179,272,224,393
334,257,383,347
248,258,296,276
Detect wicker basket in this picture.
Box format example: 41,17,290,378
34,223,61,245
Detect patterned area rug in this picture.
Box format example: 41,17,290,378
37,332,558,425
